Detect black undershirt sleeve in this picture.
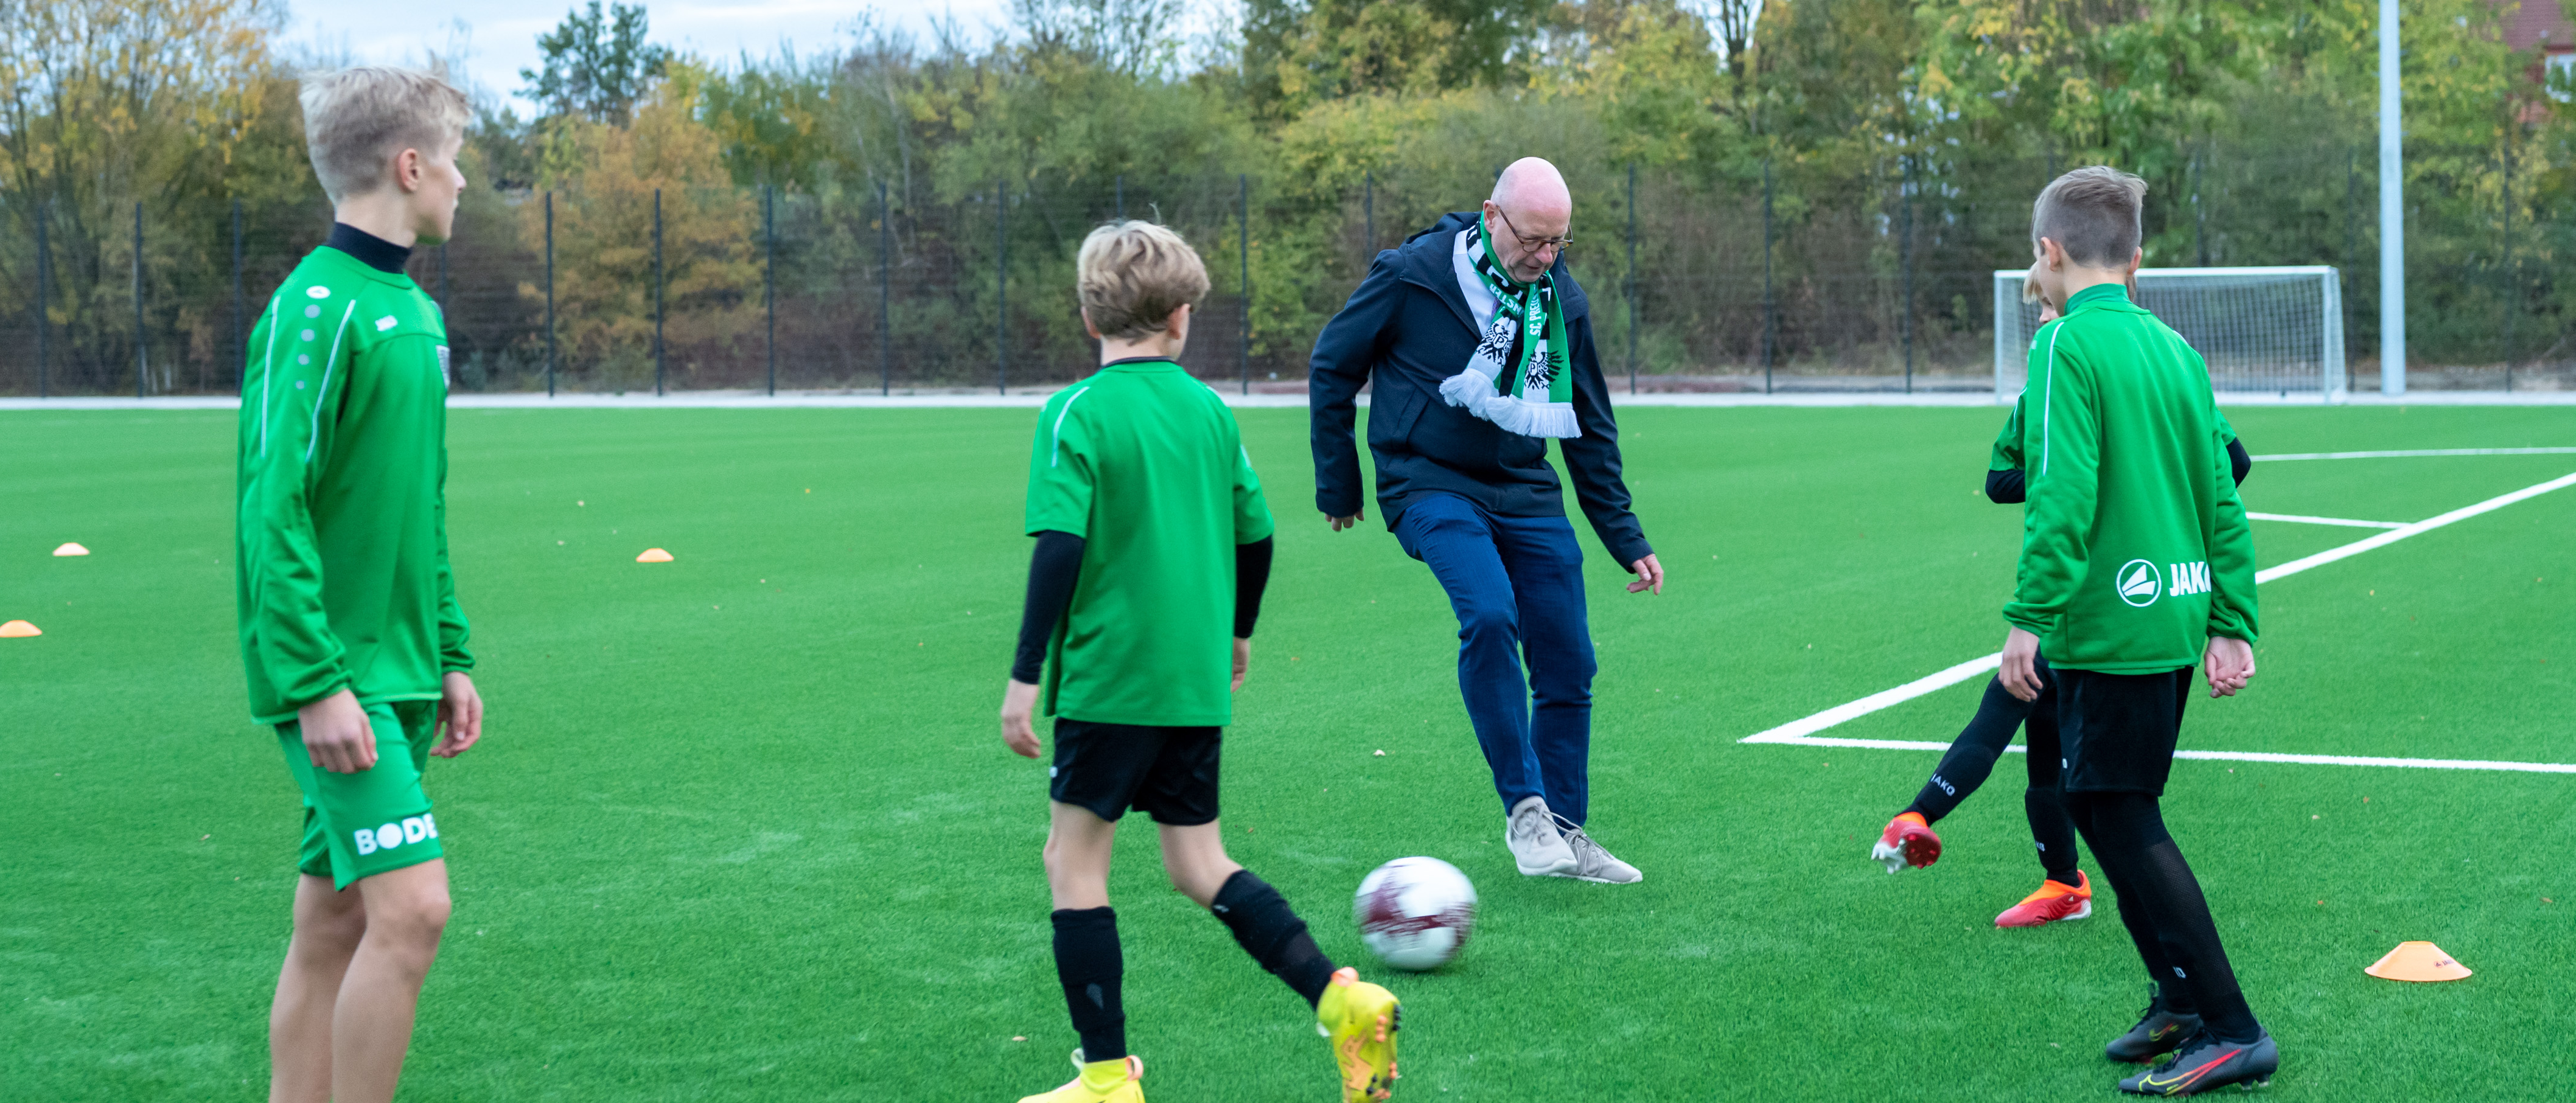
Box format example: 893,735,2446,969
2227,439,2252,486
1235,536,1274,639
1011,531,1086,684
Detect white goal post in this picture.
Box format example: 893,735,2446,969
1992,266,2346,403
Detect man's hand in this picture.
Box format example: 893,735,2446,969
1000,680,1043,759
1327,510,1363,532
1626,554,1664,595
2204,636,2256,698
298,690,376,774
1998,627,2044,703
431,672,484,757
1232,636,1252,692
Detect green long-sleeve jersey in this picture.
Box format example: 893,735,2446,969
2003,283,2258,673
236,245,471,725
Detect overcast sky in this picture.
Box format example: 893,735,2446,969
282,1,1021,114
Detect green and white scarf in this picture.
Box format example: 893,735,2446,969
1439,214,1579,439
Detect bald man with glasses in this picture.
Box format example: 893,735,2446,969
1310,158,1663,885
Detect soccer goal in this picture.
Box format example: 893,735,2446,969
1991,266,2346,403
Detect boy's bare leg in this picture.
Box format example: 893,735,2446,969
328,858,453,1103
1155,821,1242,907
1045,801,1119,908
270,875,368,1103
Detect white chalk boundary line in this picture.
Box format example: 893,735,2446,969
2253,447,2576,461
1741,468,2576,774
2245,512,2406,529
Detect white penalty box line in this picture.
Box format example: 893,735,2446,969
1740,467,2576,774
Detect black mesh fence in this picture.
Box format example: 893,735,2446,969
2,140,2570,397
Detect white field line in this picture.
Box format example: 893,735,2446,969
2244,512,2406,529
2252,447,2576,461
1740,468,2576,772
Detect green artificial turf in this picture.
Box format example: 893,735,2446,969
3,403,2572,1102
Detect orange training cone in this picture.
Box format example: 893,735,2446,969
2365,941,2471,982
54,542,90,556
635,548,674,563
1,620,41,638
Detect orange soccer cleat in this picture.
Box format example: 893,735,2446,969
1870,812,1942,872
1995,871,2093,927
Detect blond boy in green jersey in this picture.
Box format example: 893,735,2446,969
237,66,481,1103
1998,167,2272,1096
999,221,1401,1103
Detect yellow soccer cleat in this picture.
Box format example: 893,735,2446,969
1316,967,1400,1101
1016,1050,1143,1103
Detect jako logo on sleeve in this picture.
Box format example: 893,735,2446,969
2167,561,2212,597
2116,560,2163,607
353,814,438,856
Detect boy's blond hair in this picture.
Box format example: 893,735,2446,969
2031,166,2148,269
1077,221,1210,340
300,66,472,204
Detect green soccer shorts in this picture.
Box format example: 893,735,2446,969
276,700,444,889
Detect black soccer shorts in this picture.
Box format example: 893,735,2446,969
1049,719,1222,826
2056,666,2196,795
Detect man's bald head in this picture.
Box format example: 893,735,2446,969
1483,157,1572,282
1491,158,1571,219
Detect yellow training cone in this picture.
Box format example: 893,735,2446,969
53,542,89,556
1,620,41,638
2365,941,2471,982
636,548,675,563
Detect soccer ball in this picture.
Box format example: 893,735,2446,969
1354,857,1476,972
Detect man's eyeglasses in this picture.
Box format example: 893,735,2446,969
1491,206,1572,254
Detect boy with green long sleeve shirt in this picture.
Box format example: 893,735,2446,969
236,66,484,1103
1995,168,2276,1097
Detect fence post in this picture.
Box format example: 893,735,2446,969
764,184,777,396
996,181,1008,395
1899,155,1915,395
1364,170,1374,259
1115,174,1125,221
2501,146,2515,394
1762,160,1777,394
1239,173,1251,396
653,188,665,397
232,199,245,387
879,180,892,397
1625,162,1638,395
133,202,146,398
545,191,557,397
2193,147,2209,267
34,201,47,399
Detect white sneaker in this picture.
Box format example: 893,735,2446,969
1505,796,1577,875
1553,818,1642,884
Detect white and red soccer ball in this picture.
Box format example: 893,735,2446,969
1354,857,1477,971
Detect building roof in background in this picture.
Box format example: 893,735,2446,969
2502,0,2575,52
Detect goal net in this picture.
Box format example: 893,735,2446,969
1991,266,2346,402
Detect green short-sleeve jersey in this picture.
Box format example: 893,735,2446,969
1025,358,1274,727
2002,284,2258,673
236,246,471,725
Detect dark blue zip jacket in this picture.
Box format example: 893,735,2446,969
1308,211,1652,566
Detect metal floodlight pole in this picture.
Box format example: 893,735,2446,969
35,201,49,398
232,200,245,386
764,184,777,397
1239,173,1251,396
544,191,557,397
133,202,146,398
1626,162,1638,395
1364,170,1374,258
652,187,665,397
879,180,892,397
996,181,1008,395
1762,159,1777,395
1900,155,1915,395
1115,174,1125,221
2377,0,2405,395
2501,147,2515,394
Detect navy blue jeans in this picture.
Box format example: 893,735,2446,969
1394,492,1599,824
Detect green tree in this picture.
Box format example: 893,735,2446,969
521,1,672,125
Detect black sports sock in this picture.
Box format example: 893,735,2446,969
1904,676,2035,823
2065,794,2196,1017
1210,870,1337,1007
2073,793,2262,1039
2023,786,2083,885
1052,907,1126,1062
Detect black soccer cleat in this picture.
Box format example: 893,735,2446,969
2118,1029,2278,1095
2105,986,2205,1063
